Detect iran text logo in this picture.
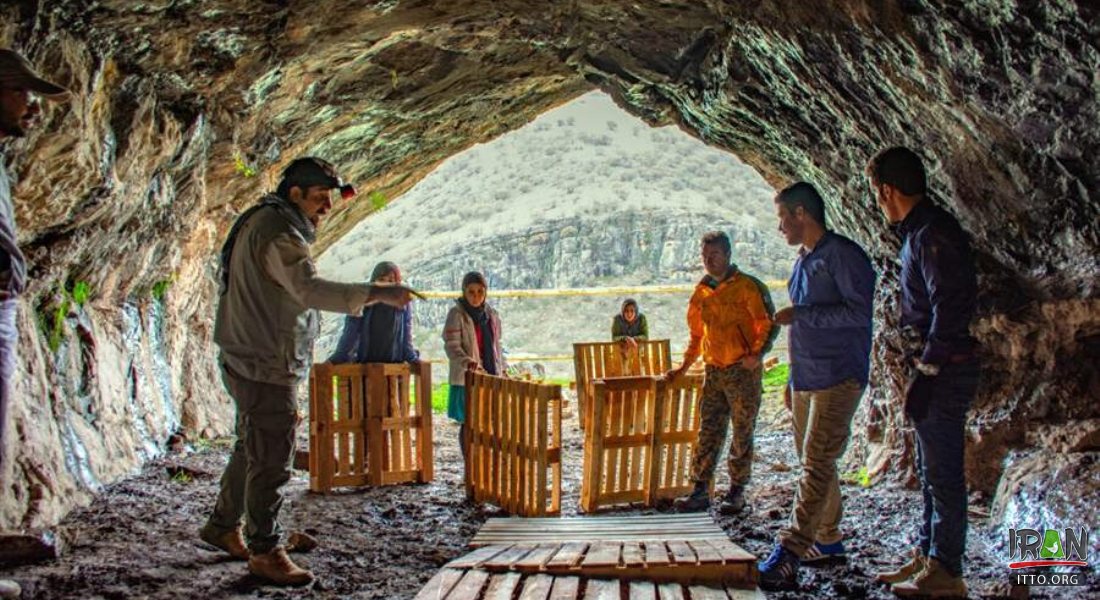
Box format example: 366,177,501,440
1008,527,1090,587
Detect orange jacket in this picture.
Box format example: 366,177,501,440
682,268,775,369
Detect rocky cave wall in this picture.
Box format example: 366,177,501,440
0,0,1096,534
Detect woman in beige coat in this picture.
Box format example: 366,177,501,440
442,271,505,466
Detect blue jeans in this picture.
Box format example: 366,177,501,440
913,360,980,576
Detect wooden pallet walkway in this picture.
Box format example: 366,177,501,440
415,570,766,600
433,514,758,593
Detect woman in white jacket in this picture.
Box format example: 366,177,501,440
442,271,505,468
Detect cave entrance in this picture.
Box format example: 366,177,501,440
316,91,789,384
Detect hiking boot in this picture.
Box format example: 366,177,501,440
716,486,746,515
0,579,21,599
802,540,847,565
199,525,249,560
892,557,967,598
875,547,926,585
248,546,314,586
674,482,711,513
758,543,800,592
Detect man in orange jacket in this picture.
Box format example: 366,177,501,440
668,231,777,514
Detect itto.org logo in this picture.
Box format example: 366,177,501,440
1008,527,1090,587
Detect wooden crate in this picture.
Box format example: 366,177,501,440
417,514,761,599
581,375,704,512
465,372,562,516
309,362,433,493
573,340,671,429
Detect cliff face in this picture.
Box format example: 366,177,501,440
1,1,1097,530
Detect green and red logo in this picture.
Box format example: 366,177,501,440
1008,528,1089,569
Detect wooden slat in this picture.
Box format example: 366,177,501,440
581,543,622,568
725,588,766,599
548,576,580,600
481,545,535,569
629,581,658,600
416,362,434,481
483,572,523,600
513,544,559,570
584,579,620,600
414,568,465,600
545,542,587,568
656,583,685,600
366,365,386,486
518,573,555,600
643,542,671,567
666,541,697,565
447,570,491,600
621,542,645,567
688,585,729,600
447,545,513,569
705,539,756,563
689,540,723,564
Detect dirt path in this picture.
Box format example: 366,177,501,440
0,393,1088,599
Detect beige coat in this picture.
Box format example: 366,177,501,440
442,301,505,386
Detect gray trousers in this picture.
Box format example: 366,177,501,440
0,299,17,479
203,365,298,554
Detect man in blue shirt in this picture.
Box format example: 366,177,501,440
868,147,978,599
757,182,875,592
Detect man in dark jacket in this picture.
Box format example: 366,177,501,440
201,157,414,586
758,182,875,591
0,47,68,600
868,147,979,599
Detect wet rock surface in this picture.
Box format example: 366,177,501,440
1,395,1093,599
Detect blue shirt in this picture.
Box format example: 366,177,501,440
327,305,420,364
788,232,875,390
897,199,977,365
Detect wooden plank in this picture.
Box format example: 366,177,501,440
584,579,620,600
513,544,559,570
414,568,465,600
352,375,367,476
705,539,756,563
483,572,523,600
607,386,623,497
481,545,536,569
548,576,580,600
725,588,766,600
416,362,434,482
447,545,513,569
666,541,697,565
621,542,645,567
643,542,671,567
656,583,684,600
688,585,729,600
629,581,658,600
518,573,554,600
366,365,386,486
689,540,723,564
447,569,491,600
536,392,549,516
545,542,587,568
581,542,621,568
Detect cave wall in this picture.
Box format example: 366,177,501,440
1,0,1096,531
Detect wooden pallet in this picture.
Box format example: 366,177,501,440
581,375,704,512
573,340,671,429
465,373,562,516
419,515,759,599
308,362,433,492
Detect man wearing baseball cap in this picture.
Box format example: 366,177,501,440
200,157,414,586
0,46,68,600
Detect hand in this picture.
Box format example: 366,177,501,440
465,360,480,372
783,384,792,412
774,307,795,325
367,282,424,308
904,373,936,421
626,337,638,350
740,354,761,370
664,366,685,382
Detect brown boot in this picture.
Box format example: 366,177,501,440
199,525,249,561
875,547,926,584
892,557,967,598
286,531,318,553
248,546,314,586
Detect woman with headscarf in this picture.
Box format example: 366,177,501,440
442,271,505,470
611,297,649,349
327,261,420,364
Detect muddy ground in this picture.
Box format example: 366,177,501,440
1,391,1093,599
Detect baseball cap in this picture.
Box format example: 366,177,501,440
0,49,68,97
281,157,357,199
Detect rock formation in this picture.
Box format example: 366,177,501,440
0,1,1096,533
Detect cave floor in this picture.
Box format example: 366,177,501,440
1,392,1087,599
